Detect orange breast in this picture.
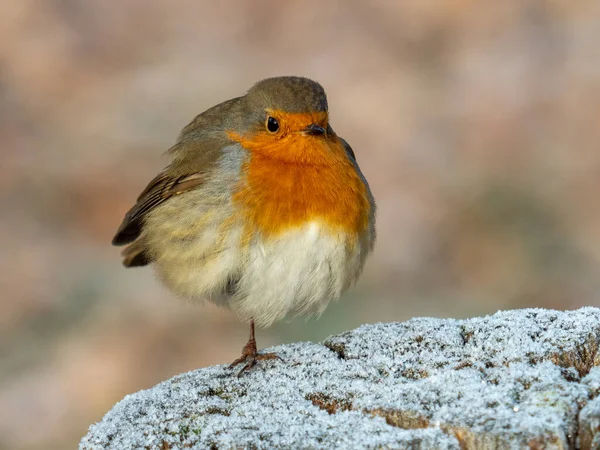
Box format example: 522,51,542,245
229,130,371,240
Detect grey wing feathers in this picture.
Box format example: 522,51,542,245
112,171,204,246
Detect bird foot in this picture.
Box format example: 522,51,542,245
230,320,282,376
229,344,281,377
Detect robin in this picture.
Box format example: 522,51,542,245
112,76,376,375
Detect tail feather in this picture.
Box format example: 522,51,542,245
121,240,151,268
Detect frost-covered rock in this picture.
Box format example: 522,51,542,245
80,308,600,449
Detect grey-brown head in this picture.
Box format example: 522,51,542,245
246,76,328,114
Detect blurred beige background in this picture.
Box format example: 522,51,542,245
2,1,600,449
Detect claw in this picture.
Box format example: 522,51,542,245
231,352,281,377
229,320,282,376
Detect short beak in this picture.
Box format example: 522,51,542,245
304,123,326,136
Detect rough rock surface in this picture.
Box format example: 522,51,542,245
80,308,600,449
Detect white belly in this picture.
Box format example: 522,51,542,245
229,222,367,327
149,218,368,328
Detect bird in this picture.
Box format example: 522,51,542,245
112,76,376,375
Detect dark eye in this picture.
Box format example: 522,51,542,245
266,116,279,133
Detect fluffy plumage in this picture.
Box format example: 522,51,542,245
113,76,376,327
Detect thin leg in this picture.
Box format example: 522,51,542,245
229,319,281,377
